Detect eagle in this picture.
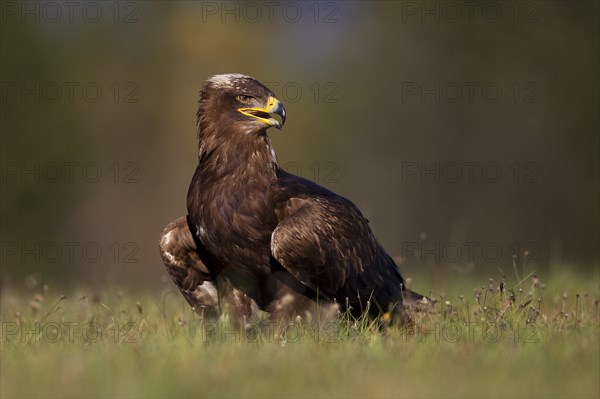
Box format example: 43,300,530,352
159,73,429,325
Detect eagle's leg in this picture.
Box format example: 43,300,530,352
215,275,261,329
264,275,342,332
159,217,220,319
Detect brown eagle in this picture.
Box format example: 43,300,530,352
159,74,429,324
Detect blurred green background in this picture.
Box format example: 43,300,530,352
1,1,598,291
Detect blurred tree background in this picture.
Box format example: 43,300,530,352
1,1,598,291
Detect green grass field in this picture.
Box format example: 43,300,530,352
1,269,598,399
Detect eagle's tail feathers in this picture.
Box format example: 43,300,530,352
401,287,436,312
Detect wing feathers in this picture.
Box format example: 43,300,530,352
271,196,403,307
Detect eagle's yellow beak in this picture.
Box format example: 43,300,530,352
238,96,286,130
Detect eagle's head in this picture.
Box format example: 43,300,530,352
197,74,286,138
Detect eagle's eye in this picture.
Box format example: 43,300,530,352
236,95,253,104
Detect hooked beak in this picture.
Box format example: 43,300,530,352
238,96,286,130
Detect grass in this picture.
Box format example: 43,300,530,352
1,268,599,399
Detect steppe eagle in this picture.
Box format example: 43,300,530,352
159,74,429,324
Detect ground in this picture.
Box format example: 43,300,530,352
1,268,598,398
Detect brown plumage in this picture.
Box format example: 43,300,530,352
159,74,430,324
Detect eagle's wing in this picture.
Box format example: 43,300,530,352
270,197,404,307
159,216,219,318
159,216,261,321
